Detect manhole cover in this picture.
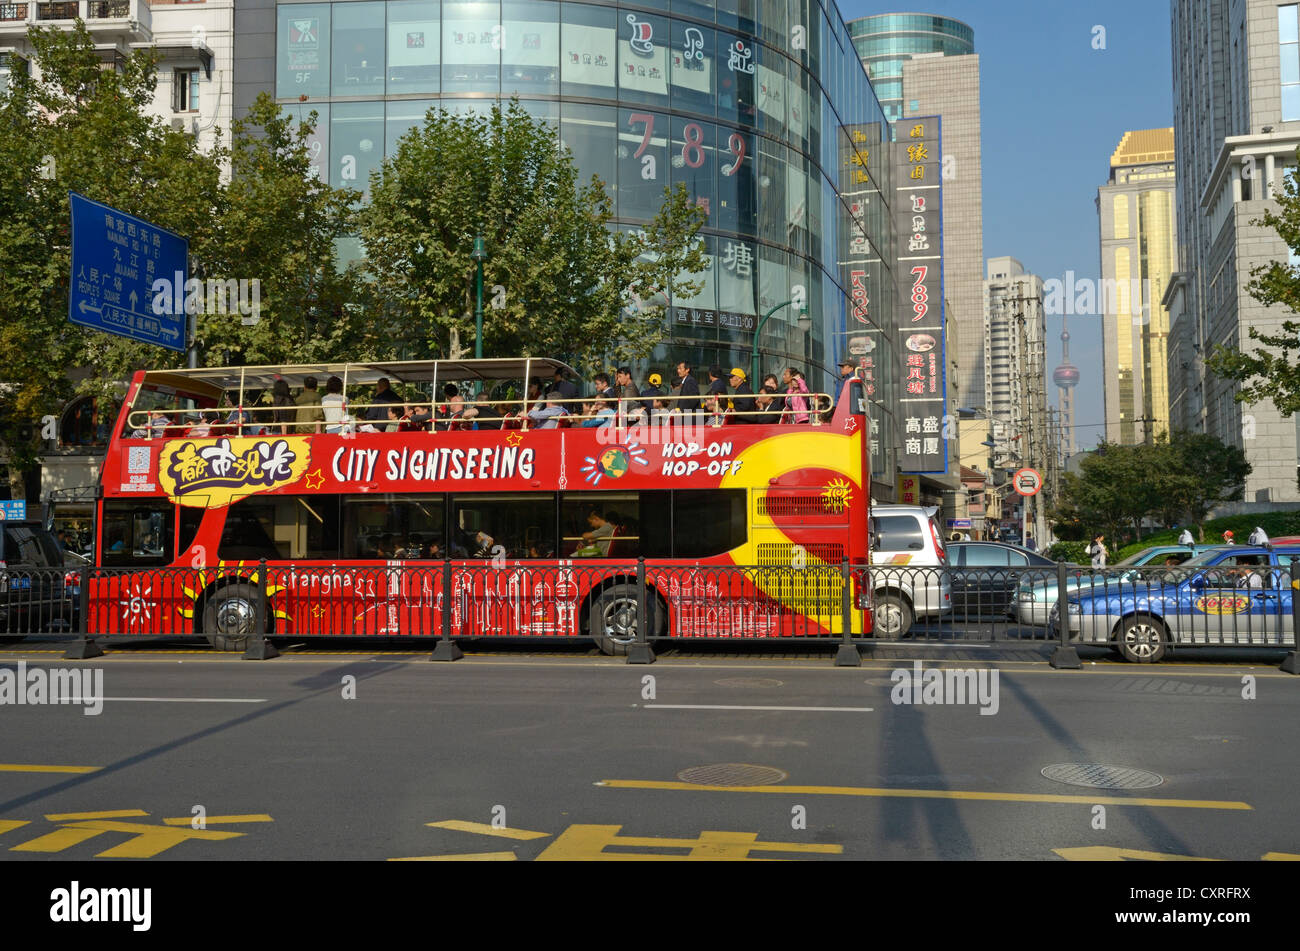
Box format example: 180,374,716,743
713,678,784,688
677,764,788,786
1040,764,1164,790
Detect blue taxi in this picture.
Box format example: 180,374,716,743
1056,545,1298,663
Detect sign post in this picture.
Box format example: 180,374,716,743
1013,468,1043,549
68,192,188,353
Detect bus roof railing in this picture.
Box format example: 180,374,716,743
140,358,580,394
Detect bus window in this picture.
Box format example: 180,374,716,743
451,494,556,559
673,489,747,558
559,492,673,559
179,505,205,560
342,495,444,559
102,501,176,566
218,495,342,561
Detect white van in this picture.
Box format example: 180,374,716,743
869,504,952,637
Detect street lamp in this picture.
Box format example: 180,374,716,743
471,233,487,360
750,300,810,384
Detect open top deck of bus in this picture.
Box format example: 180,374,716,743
138,357,579,401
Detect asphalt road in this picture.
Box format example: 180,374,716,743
1,636,1298,862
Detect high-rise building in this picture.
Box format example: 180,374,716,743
981,256,1046,474
1097,128,1177,446
1169,0,1300,505
228,0,898,419
847,13,982,481
846,13,973,124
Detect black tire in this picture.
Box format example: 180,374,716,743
873,593,912,639
589,583,663,656
201,583,266,652
1115,614,1167,664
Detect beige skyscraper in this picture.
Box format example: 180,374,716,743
1097,129,1178,444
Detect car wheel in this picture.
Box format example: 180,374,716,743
588,583,664,656
1116,614,1167,664
873,594,912,639
201,583,265,652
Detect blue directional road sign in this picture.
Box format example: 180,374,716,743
68,192,188,352
0,500,27,521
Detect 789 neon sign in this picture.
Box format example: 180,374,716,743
627,113,748,191
910,265,928,322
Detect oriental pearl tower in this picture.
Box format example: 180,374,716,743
1053,315,1080,457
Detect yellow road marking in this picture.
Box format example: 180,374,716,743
11,826,110,853
1263,852,1300,860
45,809,148,821
389,852,518,861
426,820,549,840
0,764,99,774
535,824,841,860
162,814,273,826
1054,846,1219,861
0,821,31,836
598,780,1251,810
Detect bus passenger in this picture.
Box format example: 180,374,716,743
271,378,296,434
578,510,615,556
527,397,569,429
751,388,781,424
581,399,615,428
367,378,403,430
674,362,700,412
321,377,349,433
728,368,755,421
296,376,325,433
782,367,811,424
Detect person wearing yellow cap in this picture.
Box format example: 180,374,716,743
640,371,666,412
728,367,756,422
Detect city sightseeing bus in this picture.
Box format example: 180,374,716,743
89,358,870,654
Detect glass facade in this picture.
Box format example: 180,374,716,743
845,13,973,123
1281,5,1300,121
273,0,898,426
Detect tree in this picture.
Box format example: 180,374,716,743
0,23,222,498
1052,433,1249,543
359,100,707,370
1205,148,1300,416
0,25,369,497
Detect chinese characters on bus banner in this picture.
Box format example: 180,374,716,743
893,117,947,475
158,437,313,507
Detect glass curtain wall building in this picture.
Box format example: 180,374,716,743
846,12,972,123
259,0,896,420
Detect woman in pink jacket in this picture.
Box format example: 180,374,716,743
782,367,810,424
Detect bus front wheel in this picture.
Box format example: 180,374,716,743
590,583,661,656
202,583,264,651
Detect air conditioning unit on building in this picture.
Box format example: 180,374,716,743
169,116,196,135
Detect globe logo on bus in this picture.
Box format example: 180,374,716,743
599,448,630,479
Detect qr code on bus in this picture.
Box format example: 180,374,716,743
127,446,152,475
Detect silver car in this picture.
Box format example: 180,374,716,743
869,504,953,637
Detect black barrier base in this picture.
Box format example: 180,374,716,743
1281,652,1300,675
242,639,280,660
430,640,463,662
626,643,656,664
835,644,862,667
63,638,104,660
1049,645,1082,669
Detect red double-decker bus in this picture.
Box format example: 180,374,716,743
89,358,870,654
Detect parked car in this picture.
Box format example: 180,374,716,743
945,541,1056,617
1,520,74,642
869,504,952,638
1056,544,1298,663
1012,544,1219,626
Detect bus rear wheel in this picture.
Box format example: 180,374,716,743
589,583,661,656
202,583,264,652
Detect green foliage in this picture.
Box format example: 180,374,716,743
0,24,367,494
1046,541,1088,564
1113,509,1300,561
359,100,707,371
1052,432,1251,545
1205,147,1300,416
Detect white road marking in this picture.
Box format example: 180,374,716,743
101,697,267,703
642,704,873,713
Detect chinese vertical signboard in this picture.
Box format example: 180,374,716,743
893,118,946,475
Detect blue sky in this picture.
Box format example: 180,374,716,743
838,0,1175,449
